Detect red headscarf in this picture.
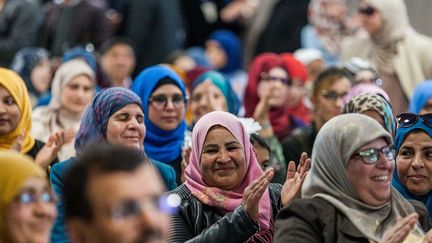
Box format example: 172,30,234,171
244,53,292,139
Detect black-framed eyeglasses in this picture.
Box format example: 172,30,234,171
358,5,376,16
15,191,57,205
353,144,396,164
321,90,347,101
110,193,181,225
148,94,187,110
396,112,432,128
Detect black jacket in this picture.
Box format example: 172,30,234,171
168,183,282,243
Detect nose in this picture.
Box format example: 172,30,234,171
127,118,140,130
411,153,425,169
217,149,230,163
375,152,392,169
138,208,160,232
335,96,344,110
33,201,55,218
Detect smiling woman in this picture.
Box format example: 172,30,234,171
393,112,432,219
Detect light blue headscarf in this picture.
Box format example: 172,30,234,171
191,71,240,115
132,65,186,163
408,80,432,114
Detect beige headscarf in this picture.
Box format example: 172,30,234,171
302,113,424,242
0,151,45,243
31,59,95,161
341,0,432,98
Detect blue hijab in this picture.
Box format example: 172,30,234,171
191,71,240,115
208,29,242,74
408,80,432,114
393,120,432,217
132,65,186,163
74,87,143,154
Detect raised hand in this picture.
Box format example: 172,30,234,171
280,152,311,206
35,130,67,169
242,168,274,222
180,146,191,183
380,213,418,243
11,129,26,152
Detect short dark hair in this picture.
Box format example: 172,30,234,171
64,143,148,221
312,67,352,99
99,36,136,56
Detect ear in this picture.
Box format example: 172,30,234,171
67,218,92,243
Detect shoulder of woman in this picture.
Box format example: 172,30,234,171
277,197,336,221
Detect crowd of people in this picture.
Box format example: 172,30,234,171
0,0,432,242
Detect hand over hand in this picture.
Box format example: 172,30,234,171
242,168,274,222
380,213,418,243
280,152,311,206
35,130,68,169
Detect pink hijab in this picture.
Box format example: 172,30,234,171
185,111,272,236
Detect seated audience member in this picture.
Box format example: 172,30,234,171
49,87,176,243
132,65,188,185
0,151,56,243
282,67,351,165
190,70,241,125
64,144,176,243
343,57,382,86
342,83,390,106
169,111,310,242
0,68,63,170
409,81,432,115
99,37,136,88
11,47,53,107
244,53,299,141
205,29,247,100
275,114,431,242
32,59,95,161
393,112,432,218
343,93,395,136
293,48,325,91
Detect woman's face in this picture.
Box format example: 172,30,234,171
358,1,383,36
6,177,56,243
396,131,432,196
0,85,20,136
200,126,247,191
361,110,384,128
148,84,185,131
190,80,227,121
61,74,94,114
355,70,377,85
346,138,394,206
106,103,145,151
315,77,351,126
205,40,227,70
419,97,432,115
257,67,290,107
30,59,52,94
288,78,306,106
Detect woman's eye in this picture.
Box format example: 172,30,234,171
118,114,128,121
399,149,413,157
136,115,144,123
4,97,15,105
204,149,217,154
424,150,432,159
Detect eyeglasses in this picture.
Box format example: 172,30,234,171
358,5,376,16
110,193,181,225
321,90,347,101
15,191,57,205
148,94,187,110
396,112,432,128
354,144,396,164
261,73,291,85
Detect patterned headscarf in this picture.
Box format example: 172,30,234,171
132,65,186,163
74,87,143,154
185,111,273,242
302,114,423,242
191,71,240,115
408,80,432,114
343,93,395,135
0,151,45,243
0,68,35,153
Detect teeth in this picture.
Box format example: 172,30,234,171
373,175,388,181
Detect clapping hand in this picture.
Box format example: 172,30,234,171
35,130,70,169
280,152,311,207
242,168,274,222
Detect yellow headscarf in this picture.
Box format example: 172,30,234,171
0,68,35,153
0,151,45,242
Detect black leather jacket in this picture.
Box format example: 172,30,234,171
168,183,282,243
